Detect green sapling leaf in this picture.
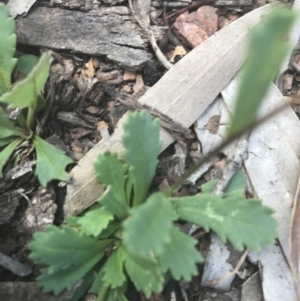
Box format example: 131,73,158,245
0,137,15,147
99,186,129,219
14,54,46,113
123,192,173,256
0,52,52,109
89,266,106,294
33,135,73,187
123,247,164,298
122,110,162,206
0,3,17,95
228,8,296,137
172,172,278,251
28,225,113,295
115,289,130,301
68,268,97,301
0,138,23,177
15,54,39,78
157,226,203,280
76,204,114,237
102,247,126,288
0,107,23,139
94,151,129,217
94,151,128,201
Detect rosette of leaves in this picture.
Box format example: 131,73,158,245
0,3,72,187
29,110,277,301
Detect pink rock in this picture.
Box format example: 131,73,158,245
172,6,219,48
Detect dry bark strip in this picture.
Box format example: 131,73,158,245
64,3,276,217
15,6,165,70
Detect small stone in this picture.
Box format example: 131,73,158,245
122,84,132,93
123,70,136,81
172,6,219,48
85,105,101,114
71,140,84,153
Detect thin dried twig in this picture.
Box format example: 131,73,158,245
128,0,173,69
206,249,248,286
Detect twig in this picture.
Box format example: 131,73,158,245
168,100,290,194
128,0,173,70
213,133,250,196
206,249,248,286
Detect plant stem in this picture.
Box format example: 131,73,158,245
167,101,289,194
96,285,109,301
26,104,35,130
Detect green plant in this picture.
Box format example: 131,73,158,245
28,6,296,301
0,3,72,187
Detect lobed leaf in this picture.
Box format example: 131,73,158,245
172,176,278,251
0,52,52,109
0,107,23,139
13,54,46,113
98,222,120,239
102,247,126,288
14,54,39,78
157,226,204,280
89,266,106,294
33,135,73,187
28,225,113,294
99,186,129,219
122,110,162,206
0,3,17,95
0,138,23,177
228,8,296,137
123,192,173,256
94,151,128,201
76,204,114,237
62,267,96,301
123,247,164,298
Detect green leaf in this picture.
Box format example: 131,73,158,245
14,54,39,78
76,204,114,237
0,52,52,109
115,289,129,301
33,135,73,187
94,152,129,218
122,110,162,206
0,138,23,177
123,247,164,298
0,3,17,95
98,222,120,239
123,192,173,256
94,151,128,200
28,225,112,294
172,176,278,251
66,215,81,227
99,186,129,219
89,266,106,294
68,268,97,301
0,137,15,147
228,8,296,137
103,247,126,288
0,107,23,138
157,227,203,280
200,179,217,194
